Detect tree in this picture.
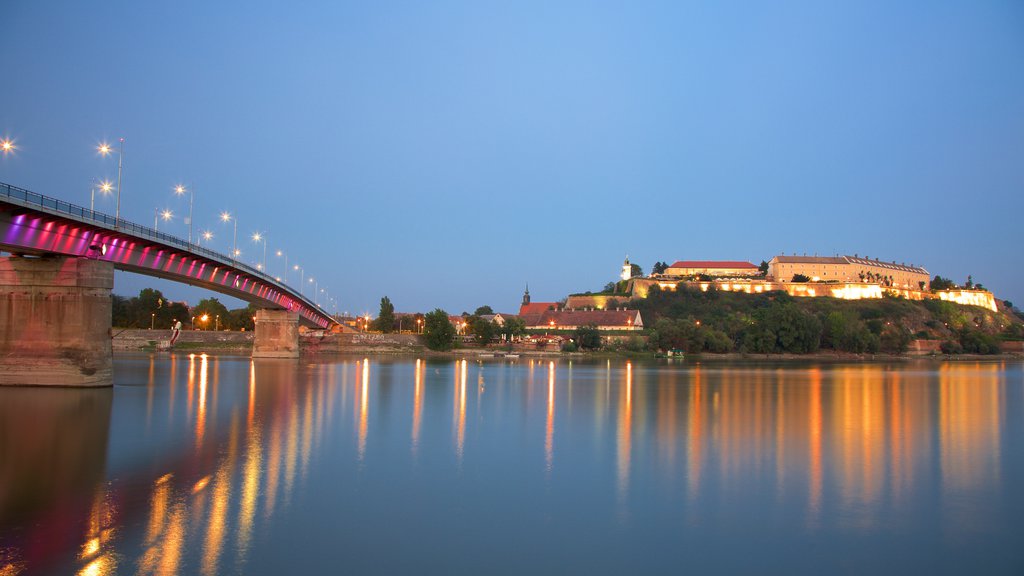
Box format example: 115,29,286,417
652,261,669,275
965,275,974,289
630,263,642,278
469,316,496,346
931,275,955,290
574,325,602,350
473,305,493,316
192,297,230,330
500,316,526,341
423,308,457,351
228,303,258,331
374,296,396,333
758,260,769,275
792,274,811,283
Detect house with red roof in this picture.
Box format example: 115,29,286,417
529,309,643,331
663,260,760,278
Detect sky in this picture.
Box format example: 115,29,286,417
2,0,1022,315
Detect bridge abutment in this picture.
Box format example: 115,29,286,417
253,309,300,358
0,256,113,387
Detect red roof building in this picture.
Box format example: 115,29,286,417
664,260,760,277
529,309,643,331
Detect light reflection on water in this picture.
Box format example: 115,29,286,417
0,356,1021,575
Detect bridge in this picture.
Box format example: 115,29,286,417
0,180,339,386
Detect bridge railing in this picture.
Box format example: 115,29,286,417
0,181,329,322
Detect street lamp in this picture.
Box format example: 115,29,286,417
293,264,304,291
276,249,288,284
215,314,220,331
155,208,173,231
174,184,195,244
97,138,125,224
91,179,113,213
252,232,267,271
200,230,214,246
0,139,14,154
200,314,209,330
220,211,238,263
308,277,318,305
417,317,423,334
151,312,156,330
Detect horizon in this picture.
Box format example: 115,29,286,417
3,0,1022,314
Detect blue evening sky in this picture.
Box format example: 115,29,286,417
2,0,1022,315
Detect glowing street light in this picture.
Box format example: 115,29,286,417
97,138,125,224
1,139,15,154
154,208,173,231
220,211,238,263
90,179,113,213
174,184,195,244
252,232,267,272
276,250,288,284
293,264,304,291
308,277,318,305
200,230,214,246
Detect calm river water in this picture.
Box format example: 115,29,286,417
1,355,1022,575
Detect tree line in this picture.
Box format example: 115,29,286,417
113,288,258,331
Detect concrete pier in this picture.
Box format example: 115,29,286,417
252,309,300,358
0,256,113,387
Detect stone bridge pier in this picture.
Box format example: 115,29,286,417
0,256,113,387
252,309,300,358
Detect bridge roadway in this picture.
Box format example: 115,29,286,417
0,181,335,329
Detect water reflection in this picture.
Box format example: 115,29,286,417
0,357,1019,575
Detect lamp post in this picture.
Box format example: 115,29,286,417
200,314,209,330
91,179,113,213
308,277,318,305
151,312,156,330
174,184,195,244
98,139,125,225
293,265,304,292
417,317,423,334
191,316,195,330
0,139,14,154
200,230,214,246
252,232,267,271
215,314,220,331
220,212,238,263
155,208,172,231
276,250,288,284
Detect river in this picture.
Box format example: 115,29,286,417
1,355,1021,575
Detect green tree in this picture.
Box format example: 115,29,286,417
423,308,457,351
574,325,602,350
192,297,231,330
792,274,811,283
630,263,642,277
930,275,955,290
500,317,526,341
469,316,496,346
652,261,669,275
228,303,258,331
112,294,130,327
374,296,396,333
758,260,769,275
473,305,493,316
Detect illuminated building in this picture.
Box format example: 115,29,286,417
767,254,930,290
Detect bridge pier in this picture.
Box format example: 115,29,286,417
0,256,113,387
252,309,300,358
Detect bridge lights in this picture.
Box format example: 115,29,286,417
1,139,15,154
252,232,267,272
97,138,125,223
220,212,239,262
174,184,195,244
200,230,213,246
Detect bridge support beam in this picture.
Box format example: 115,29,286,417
0,256,113,387
252,309,300,359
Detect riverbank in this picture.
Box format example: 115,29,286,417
113,329,1023,362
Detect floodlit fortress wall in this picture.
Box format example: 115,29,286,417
567,279,998,313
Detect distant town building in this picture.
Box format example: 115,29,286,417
529,309,644,331
519,285,561,325
620,257,635,281
767,255,930,290
663,260,760,278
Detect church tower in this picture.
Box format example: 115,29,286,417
522,283,531,306
621,257,633,281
